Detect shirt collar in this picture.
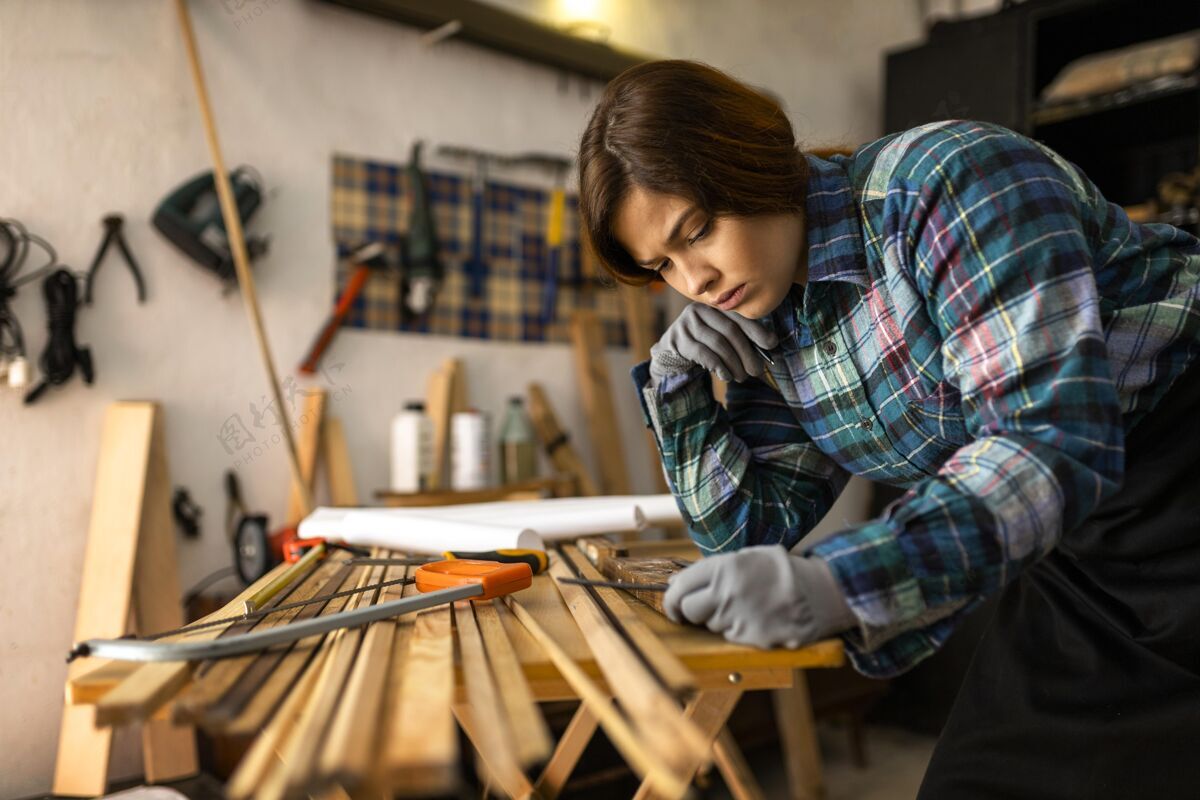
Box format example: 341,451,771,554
801,154,870,290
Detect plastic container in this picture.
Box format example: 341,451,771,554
498,396,537,484
390,401,432,493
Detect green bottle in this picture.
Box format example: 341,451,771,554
498,396,537,484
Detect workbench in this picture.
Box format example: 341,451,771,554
67,539,844,799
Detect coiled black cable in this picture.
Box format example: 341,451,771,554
24,268,93,404
0,217,56,365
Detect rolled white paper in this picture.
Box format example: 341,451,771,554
338,511,543,555
297,494,685,549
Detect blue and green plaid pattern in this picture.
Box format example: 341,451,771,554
634,121,1200,677
331,154,628,346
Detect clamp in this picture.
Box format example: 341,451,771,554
85,214,146,305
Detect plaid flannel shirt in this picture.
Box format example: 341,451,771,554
633,120,1200,677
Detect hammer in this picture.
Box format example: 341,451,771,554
298,241,388,374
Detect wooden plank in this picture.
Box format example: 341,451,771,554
533,703,599,799
506,597,690,799
453,599,523,788
316,563,407,789
475,599,552,768
618,283,670,494
54,403,160,796
226,639,335,800
287,389,327,525
548,554,709,777
599,556,690,616
170,559,343,725
772,670,824,800
272,564,383,798
569,308,630,494
632,690,743,800
426,360,455,489
132,407,197,783
208,564,357,734
382,601,457,793
322,416,359,506
559,545,694,694
67,660,138,705
712,727,767,800
376,476,557,507
94,562,297,727
527,382,599,496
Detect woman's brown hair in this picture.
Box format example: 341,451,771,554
578,60,809,286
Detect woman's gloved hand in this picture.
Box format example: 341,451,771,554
649,303,778,384
663,545,858,649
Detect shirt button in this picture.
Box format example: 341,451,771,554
860,418,874,431
822,340,838,357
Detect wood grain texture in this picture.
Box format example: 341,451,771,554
558,545,694,694
54,403,158,796
475,599,552,768
382,600,457,794
287,389,327,524
171,559,341,725
317,560,408,789
618,282,670,494
453,599,522,788
548,554,709,777
506,597,690,799
131,407,197,782
569,308,630,494
527,381,599,496
321,416,359,506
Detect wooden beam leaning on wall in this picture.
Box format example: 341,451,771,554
287,389,328,524
528,381,599,496
426,358,466,490
569,308,631,494
53,402,197,796
618,283,670,494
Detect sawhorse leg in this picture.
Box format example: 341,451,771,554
772,670,824,800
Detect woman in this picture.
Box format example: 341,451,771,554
577,60,1200,798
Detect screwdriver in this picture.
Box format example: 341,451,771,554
443,548,548,575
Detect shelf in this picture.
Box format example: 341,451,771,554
1032,72,1200,127
321,0,652,82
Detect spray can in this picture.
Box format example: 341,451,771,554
390,401,432,493
451,409,491,491
498,396,537,484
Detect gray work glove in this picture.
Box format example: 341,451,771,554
650,303,778,384
663,545,858,649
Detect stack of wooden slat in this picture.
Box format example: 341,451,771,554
70,543,736,799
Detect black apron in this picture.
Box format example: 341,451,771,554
917,363,1200,800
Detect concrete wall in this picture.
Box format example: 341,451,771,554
0,1,931,794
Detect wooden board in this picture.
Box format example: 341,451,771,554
287,389,327,524
321,416,359,506
54,403,185,796
558,545,694,693
569,309,630,495
131,407,198,782
527,382,599,496
618,282,669,494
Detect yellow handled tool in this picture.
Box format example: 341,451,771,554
442,548,548,575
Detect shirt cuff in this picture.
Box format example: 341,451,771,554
632,359,717,434
806,519,966,658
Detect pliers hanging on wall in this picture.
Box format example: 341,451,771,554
85,214,146,305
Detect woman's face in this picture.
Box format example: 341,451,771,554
613,185,807,320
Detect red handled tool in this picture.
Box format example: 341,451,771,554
298,242,389,374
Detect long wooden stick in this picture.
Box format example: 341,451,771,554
505,597,691,799
174,0,313,514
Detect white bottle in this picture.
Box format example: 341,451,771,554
390,401,432,493
450,409,491,491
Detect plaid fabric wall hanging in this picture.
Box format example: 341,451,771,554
330,153,629,347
